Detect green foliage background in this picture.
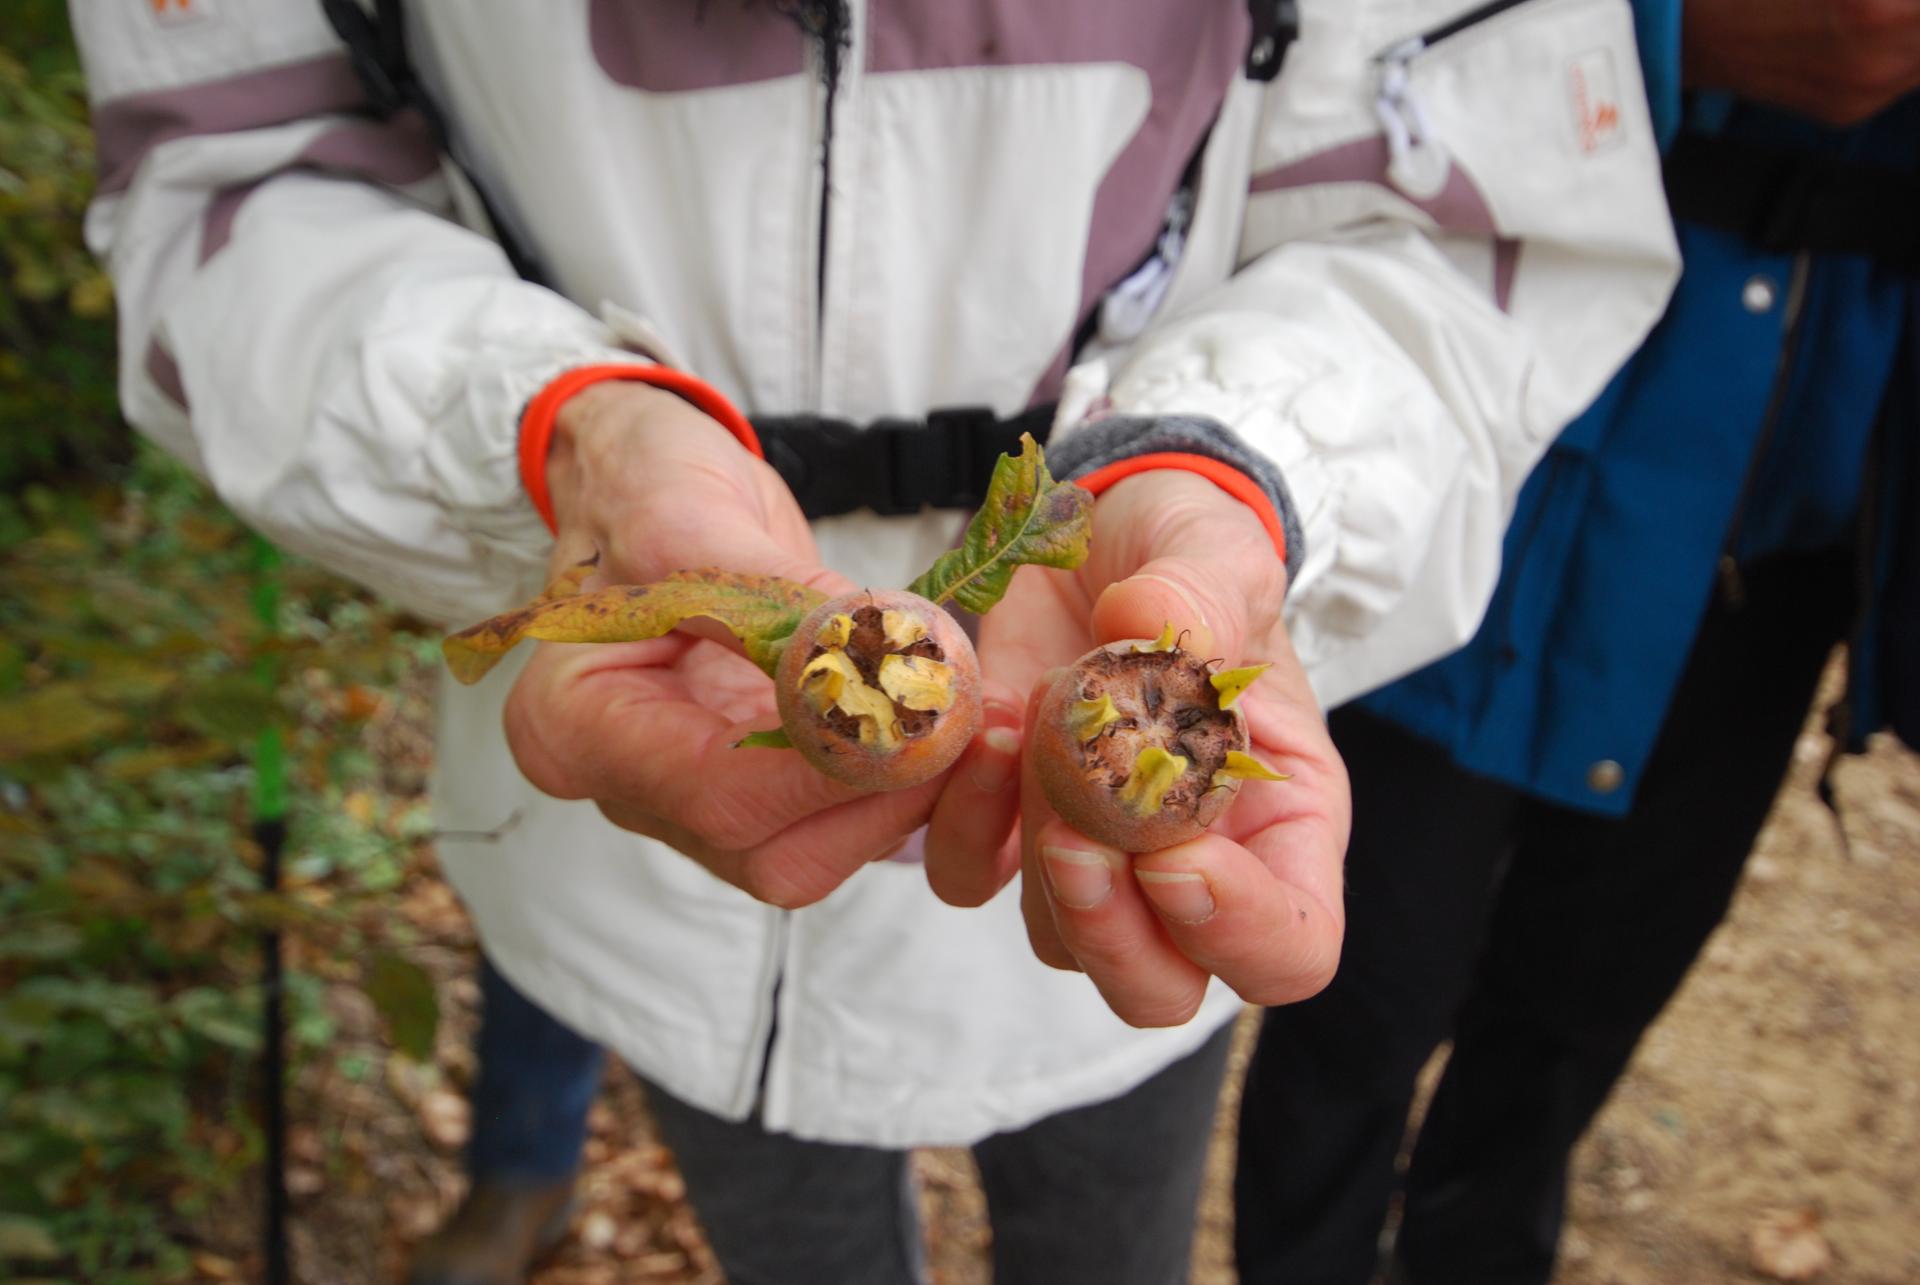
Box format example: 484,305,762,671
0,0,121,491
1,7,442,1278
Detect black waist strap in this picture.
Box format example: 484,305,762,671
1664,133,1920,274
755,405,1056,519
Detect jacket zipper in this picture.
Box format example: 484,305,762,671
1378,0,1536,62
815,7,845,340
1717,252,1814,608
791,0,850,393
744,1,850,1119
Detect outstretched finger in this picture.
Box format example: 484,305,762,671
924,683,1025,907
1016,672,1080,972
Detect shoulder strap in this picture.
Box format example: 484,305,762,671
320,0,549,284
1246,0,1298,81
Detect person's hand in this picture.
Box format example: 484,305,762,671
928,469,1350,1027
1684,0,1920,125
502,381,955,907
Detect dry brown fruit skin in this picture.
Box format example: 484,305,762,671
774,589,982,790
1033,635,1277,852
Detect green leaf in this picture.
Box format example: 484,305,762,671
364,951,439,1062
733,728,794,750
907,434,1092,614
0,920,83,962
175,672,279,744
0,684,126,758
170,988,261,1053
0,1213,60,1261
444,569,826,684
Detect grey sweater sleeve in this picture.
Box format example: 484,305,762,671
1046,414,1306,589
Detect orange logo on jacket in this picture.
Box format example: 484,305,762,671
1567,49,1624,155
149,0,213,27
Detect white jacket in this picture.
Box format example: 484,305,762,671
75,0,1677,1146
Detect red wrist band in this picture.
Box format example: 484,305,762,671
1073,452,1288,565
518,364,764,533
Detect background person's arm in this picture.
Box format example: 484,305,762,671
1682,0,1920,126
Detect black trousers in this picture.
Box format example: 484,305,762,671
1235,549,1856,1285
646,1022,1235,1285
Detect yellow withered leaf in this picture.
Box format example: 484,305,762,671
1136,622,1180,653
1068,695,1123,742
443,569,826,685
799,650,903,749
1118,747,1188,816
817,613,855,649
538,555,600,603
1210,750,1290,790
1209,664,1271,711
878,654,955,713
881,610,928,649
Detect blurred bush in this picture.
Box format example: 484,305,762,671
1,7,445,1278
0,0,124,492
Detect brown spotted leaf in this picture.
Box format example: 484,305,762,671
907,433,1092,614
443,569,826,684
538,554,601,602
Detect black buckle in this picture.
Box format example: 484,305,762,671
322,0,408,117
755,406,1053,520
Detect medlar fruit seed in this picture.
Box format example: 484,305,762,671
773,589,982,790
1031,629,1283,852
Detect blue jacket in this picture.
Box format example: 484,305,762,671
1358,3,1918,817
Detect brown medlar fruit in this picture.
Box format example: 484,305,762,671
1031,629,1282,852
773,589,982,790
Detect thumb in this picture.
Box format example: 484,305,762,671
1088,479,1286,663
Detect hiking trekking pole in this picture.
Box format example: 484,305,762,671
250,534,290,1285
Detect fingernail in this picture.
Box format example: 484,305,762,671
1137,871,1216,924
1043,844,1118,910
968,727,1020,792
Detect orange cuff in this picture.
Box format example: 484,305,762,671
1074,452,1288,566
518,364,763,533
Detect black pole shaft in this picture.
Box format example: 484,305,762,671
258,815,290,1285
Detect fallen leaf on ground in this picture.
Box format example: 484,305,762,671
389,1192,442,1241
192,1250,240,1280
1749,1207,1832,1281
418,1089,471,1152
578,1209,618,1251
287,1164,326,1199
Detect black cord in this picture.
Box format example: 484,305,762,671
257,815,290,1285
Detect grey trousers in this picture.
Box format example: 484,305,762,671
642,1022,1235,1285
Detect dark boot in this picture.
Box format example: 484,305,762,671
406,1177,576,1285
